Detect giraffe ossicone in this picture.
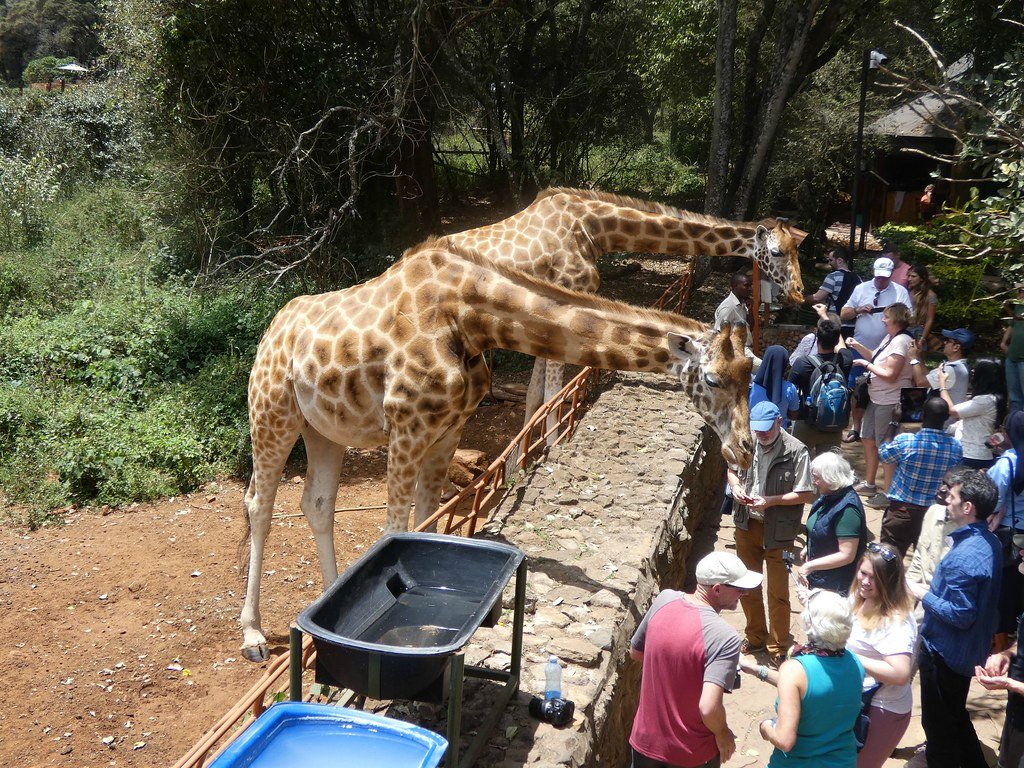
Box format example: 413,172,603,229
238,241,753,661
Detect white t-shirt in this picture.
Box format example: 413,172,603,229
868,334,914,406
843,281,914,350
952,394,999,461
847,611,918,714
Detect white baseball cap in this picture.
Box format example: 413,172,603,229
873,257,895,277
695,552,763,589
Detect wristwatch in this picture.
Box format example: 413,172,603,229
909,359,921,365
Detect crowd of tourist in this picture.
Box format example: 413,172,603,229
628,245,1024,768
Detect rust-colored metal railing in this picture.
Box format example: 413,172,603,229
416,363,607,537
175,264,697,768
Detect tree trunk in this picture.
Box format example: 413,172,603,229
730,0,823,218
704,0,738,218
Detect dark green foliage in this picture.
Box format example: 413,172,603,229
0,0,101,84
875,222,1003,329
21,54,72,84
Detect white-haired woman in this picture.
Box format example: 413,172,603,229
797,452,867,595
751,591,865,768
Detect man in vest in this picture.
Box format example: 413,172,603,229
728,401,814,668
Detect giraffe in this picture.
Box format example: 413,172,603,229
240,240,753,661
441,187,805,435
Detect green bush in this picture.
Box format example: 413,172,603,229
0,152,61,248
22,56,73,86
591,141,705,203
875,222,1002,330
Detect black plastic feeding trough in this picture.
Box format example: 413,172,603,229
291,532,527,768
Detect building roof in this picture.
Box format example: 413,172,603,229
867,55,971,139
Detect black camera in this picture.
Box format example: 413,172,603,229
782,551,795,572
528,695,575,727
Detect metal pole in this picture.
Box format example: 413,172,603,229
289,625,303,702
849,49,870,252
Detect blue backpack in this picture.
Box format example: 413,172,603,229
806,354,851,432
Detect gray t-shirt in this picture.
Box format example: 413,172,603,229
631,590,741,691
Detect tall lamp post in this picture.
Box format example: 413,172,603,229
849,49,888,252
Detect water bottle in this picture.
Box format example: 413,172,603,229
544,656,562,700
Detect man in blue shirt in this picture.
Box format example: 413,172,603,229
908,469,1002,768
877,397,962,556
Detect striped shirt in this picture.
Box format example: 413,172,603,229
879,429,962,507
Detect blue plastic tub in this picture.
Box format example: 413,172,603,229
208,702,448,768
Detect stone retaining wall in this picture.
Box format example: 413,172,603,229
461,371,726,767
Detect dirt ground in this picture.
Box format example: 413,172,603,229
0,393,532,768
0,255,690,768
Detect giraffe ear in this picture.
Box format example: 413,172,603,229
754,224,770,248
667,332,698,361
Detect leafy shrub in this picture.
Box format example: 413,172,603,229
591,142,705,203
0,84,149,185
22,56,73,85
875,222,1002,330
0,152,61,248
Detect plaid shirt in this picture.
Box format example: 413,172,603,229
879,429,962,507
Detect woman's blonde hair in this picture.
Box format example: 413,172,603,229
849,545,914,631
883,302,912,329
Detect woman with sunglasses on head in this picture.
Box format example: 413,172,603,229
938,359,1007,470
797,452,866,595
846,542,917,768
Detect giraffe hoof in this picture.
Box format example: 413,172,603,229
242,643,270,663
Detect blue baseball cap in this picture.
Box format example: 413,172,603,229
750,400,782,431
941,328,975,351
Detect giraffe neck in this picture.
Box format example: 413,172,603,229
581,202,759,259
446,250,707,372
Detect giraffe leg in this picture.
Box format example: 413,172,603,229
383,430,419,534
524,357,546,426
542,359,565,446
412,422,470,531
241,432,297,662
299,427,346,590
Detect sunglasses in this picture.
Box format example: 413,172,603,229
867,541,898,562
873,290,881,307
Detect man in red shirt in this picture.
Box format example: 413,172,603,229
630,552,763,768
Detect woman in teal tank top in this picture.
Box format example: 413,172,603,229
758,591,865,768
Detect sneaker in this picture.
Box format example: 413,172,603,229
842,430,861,443
854,481,877,495
866,492,889,509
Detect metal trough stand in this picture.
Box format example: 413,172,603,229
289,533,528,768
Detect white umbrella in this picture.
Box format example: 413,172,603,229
56,63,88,73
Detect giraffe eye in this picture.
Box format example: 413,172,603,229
769,246,781,258
704,372,721,388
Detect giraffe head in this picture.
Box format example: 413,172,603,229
668,323,753,469
753,220,805,306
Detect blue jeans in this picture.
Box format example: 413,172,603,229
1007,358,1024,413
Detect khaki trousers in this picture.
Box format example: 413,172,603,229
734,518,793,656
